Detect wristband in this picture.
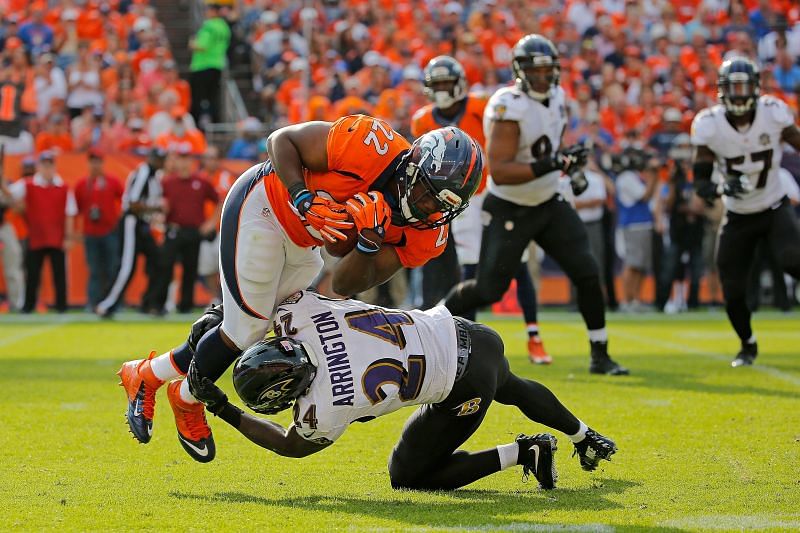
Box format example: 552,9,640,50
216,402,243,427
287,182,313,209
356,230,382,255
530,157,561,178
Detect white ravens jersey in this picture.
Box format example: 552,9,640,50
485,85,568,206
276,291,458,444
691,95,795,214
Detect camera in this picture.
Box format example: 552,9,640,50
89,205,101,222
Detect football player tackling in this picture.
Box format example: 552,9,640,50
691,58,800,367
186,290,618,491
117,115,483,462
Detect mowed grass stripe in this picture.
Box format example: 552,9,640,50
0,315,798,530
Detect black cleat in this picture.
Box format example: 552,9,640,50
572,428,617,471
516,433,558,490
590,341,630,375
731,341,757,367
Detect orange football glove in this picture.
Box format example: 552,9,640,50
298,195,354,243
345,192,392,255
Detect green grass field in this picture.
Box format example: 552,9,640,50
1,310,799,531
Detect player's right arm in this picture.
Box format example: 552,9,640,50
690,110,719,202
188,368,330,458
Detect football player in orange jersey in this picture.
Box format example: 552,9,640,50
116,114,483,462
412,56,551,364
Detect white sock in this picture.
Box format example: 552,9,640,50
179,378,199,404
588,328,608,343
526,323,539,338
150,351,182,381
746,335,756,344
568,420,589,443
496,442,519,470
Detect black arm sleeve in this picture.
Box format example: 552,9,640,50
692,160,714,182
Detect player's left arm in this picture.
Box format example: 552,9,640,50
781,124,800,151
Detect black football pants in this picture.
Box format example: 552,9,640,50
444,193,606,331
388,319,579,490
717,197,800,342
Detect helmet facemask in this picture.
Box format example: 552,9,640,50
399,161,467,229
513,57,560,101
234,339,317,415
424,78,467,109
720,72,759,116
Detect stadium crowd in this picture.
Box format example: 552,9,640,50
1,0,800,315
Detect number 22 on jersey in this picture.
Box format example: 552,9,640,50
362,119,395,156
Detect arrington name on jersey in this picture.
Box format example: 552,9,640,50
484,85,568,206
691,95,795,214
274,291,458,444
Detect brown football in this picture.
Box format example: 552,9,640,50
324,216,358,257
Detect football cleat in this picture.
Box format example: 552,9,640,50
516,433,558,490
572,428,617,471
527,336,552,365
589,341,630,375
731,341,757,367
117,351,164,444
167,379,216,463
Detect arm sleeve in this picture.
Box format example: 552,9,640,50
690,111,714,147
65,190,78,216
8,180,26,202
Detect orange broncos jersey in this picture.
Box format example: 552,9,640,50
410,95,489,193
264,114,449,268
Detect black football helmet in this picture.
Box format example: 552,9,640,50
397,127,483,228
718,57,760,116
512,34,560,101
423,55,468,109
232,337,317,415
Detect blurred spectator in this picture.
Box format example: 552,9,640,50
155,107,207,155
0,155,29,311
73,107,107,151
648,107,685,159
773,48,800,93
8,151,77,313
227,116,262,161
18,2,53,56
197,145,233,303
189,2,231,126
615,147,657,311
35,113,74,153
574,165,609,289
148,90,196,140
118,117,153,155
74,148,124,308
33,53,67,119
66,41,103,118
156,147,219,313
0,65,35,155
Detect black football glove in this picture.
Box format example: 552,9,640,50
570,170,589,196
187,304,224,353
694,180,720,206
557,144,589,175
722,174,753,199
187,359,228,415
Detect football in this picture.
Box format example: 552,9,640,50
324,216,358,257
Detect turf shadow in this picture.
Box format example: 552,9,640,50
170,478,645,529
563,366,800,400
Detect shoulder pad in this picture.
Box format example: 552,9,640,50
690,108,717,146
760,95,794,129
486,88,526,122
